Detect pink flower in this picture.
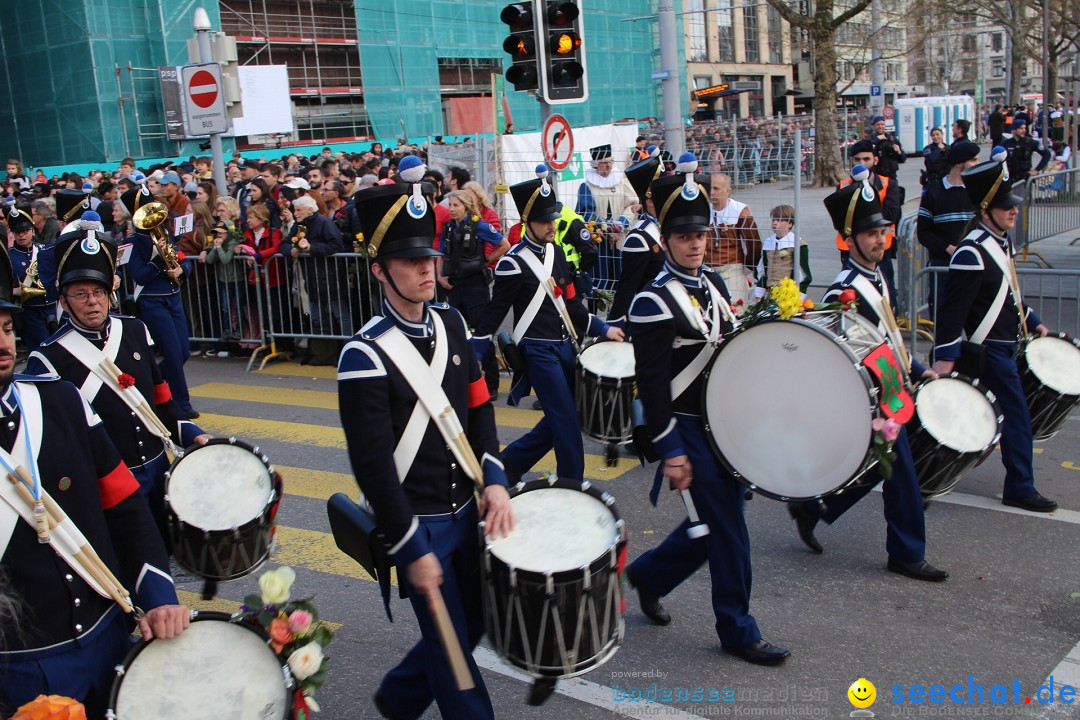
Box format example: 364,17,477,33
871,418,886,433
288,609,313,635
882,419,901,443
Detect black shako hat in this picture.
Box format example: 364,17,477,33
354,180,440,260
648,152,711,234
54,189,91,223
624,147,663,207
509,165,561,224
6,203,34,234
962,146,1023,210
54,215,118,290
824,165,893,238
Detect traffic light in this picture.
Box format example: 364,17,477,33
501,2,540,92
539,0,588,103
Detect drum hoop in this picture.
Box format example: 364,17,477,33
108,610,290,714
700,317,879,501
912,372,1003,451
577,340,636,379
484,477,627,582
165,437,277,527
1020,332,1080,397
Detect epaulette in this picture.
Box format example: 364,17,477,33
337,339,386,380
950,246,985,270
359,315,394,341
494,255,521,276
650,270,676,289
628,291,673,325
620,232,651,252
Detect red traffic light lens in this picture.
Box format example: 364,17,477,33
547,2,579,27
550,32,580,55
500,2,533,30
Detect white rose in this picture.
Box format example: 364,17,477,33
303,693,320,713
258,566,296,605
288,640,324,681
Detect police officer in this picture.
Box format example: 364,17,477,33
338,179,513,720
608,148,665,327
931,148,1057,513
787,165,948,582
472,166,624,482
121,178,199,419
837,140,901,306
553,200,597,302
870,114,907,180
0,243,189,717
1002,118,1051,181
623,153,790,666
920,127,950,188
26,226,210,544
6,203,54,354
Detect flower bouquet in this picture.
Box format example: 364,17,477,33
739,278,858,329
871,417,902,480
236,566,333,719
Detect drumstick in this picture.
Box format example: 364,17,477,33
438,408,485,491
98,359,174,439
429,587,475,691
680,490,710,539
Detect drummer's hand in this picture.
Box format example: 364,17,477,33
605,325,626,342
920,368,939,381
481,484,515,540
140,604,191,640
665,454,693,491
406,553,443,610
931,360,955,376
1035,323,1050,337
193,433,213,445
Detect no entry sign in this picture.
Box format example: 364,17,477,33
188,69,218,108
181,63,228,134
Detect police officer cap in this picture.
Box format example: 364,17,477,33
354,180,440,261
0,243,19,312
871,115,886,125
823,165,893,238
648,152,711,234
624,147,662,207
962,147,1022,210
946,140,980,166
848,139,876,157
1011,118,1027,130
54,212,118,290
509,165,560,224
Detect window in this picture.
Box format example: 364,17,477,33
962,35,976,52
717,0,735,62
694,74,713,90
743,0,759,63
992,59,1005,78
991,33,1003,52
687,0,707,62
767,5,783,64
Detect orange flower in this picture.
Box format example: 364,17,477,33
802,299,815,310
13,695,87,720
269,617,294,648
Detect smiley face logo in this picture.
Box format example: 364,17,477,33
848,678,876,709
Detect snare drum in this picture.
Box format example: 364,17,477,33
108,611,291,720
1017,333,1080,440
908,374,1002,499
166,438,282,580
482,477,626,679
576,341,637,445
702,312,886,501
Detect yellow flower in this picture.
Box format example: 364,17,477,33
770,277,802,319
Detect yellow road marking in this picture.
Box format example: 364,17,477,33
277,465,356,500
254,363,336,379
176,590,343,631
1064,461,1080,472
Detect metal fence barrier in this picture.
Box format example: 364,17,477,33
1021,165,1080,248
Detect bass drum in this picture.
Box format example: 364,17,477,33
1017,333,1080,440
908,374,1002,499
702,312,886,501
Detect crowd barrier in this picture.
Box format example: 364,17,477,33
1021,165,1080,250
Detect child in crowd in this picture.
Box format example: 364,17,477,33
755,205,812,296
204,220,249,357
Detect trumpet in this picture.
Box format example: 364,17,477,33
133,201,181,285
19,259,47,304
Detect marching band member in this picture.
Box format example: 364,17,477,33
931,149,1056,513
472,166,624,482
338,179,513,720
623,153,790,666
786,166,948,582
608,147,665,327
26,225,210,545
0,245,188,718
6,203,54,354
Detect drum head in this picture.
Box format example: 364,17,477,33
488,487,619,573
112,614,289,720
916,377,999,452
168,442,273,530
703,320,873,499
578,341,635,378
1026,336,1080,396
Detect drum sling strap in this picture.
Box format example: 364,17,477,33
666,277,735,401
974,235,1029,343
851,273,912,374
515,246,579,345
0,383,113,601
55,319,176,455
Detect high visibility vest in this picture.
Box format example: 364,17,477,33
835,175,894,251
554,204,583,269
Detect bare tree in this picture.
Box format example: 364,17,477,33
953,0,1040,105
767,0,873,186
1018,0,1080,105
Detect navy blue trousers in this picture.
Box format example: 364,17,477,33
626,417,762,648
138,293,193,410
448,282,499,396
979,343,1038,500
799,426,927,563
502,338,584,481
0,608,131,720
378,502,494,720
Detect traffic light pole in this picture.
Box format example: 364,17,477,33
658,0,685,157
193,8,228,197
538,96,557,193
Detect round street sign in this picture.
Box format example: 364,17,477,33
542,114,574,171
188,69,219,109
883,104,895,120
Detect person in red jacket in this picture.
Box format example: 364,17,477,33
238,204,285,346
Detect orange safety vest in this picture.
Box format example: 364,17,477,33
834,175,895,251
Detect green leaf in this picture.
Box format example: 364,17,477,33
879,459,893,480
244,594,264,610
313,625,334,646
257,609,274,626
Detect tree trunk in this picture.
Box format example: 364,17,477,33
811,19,844,187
